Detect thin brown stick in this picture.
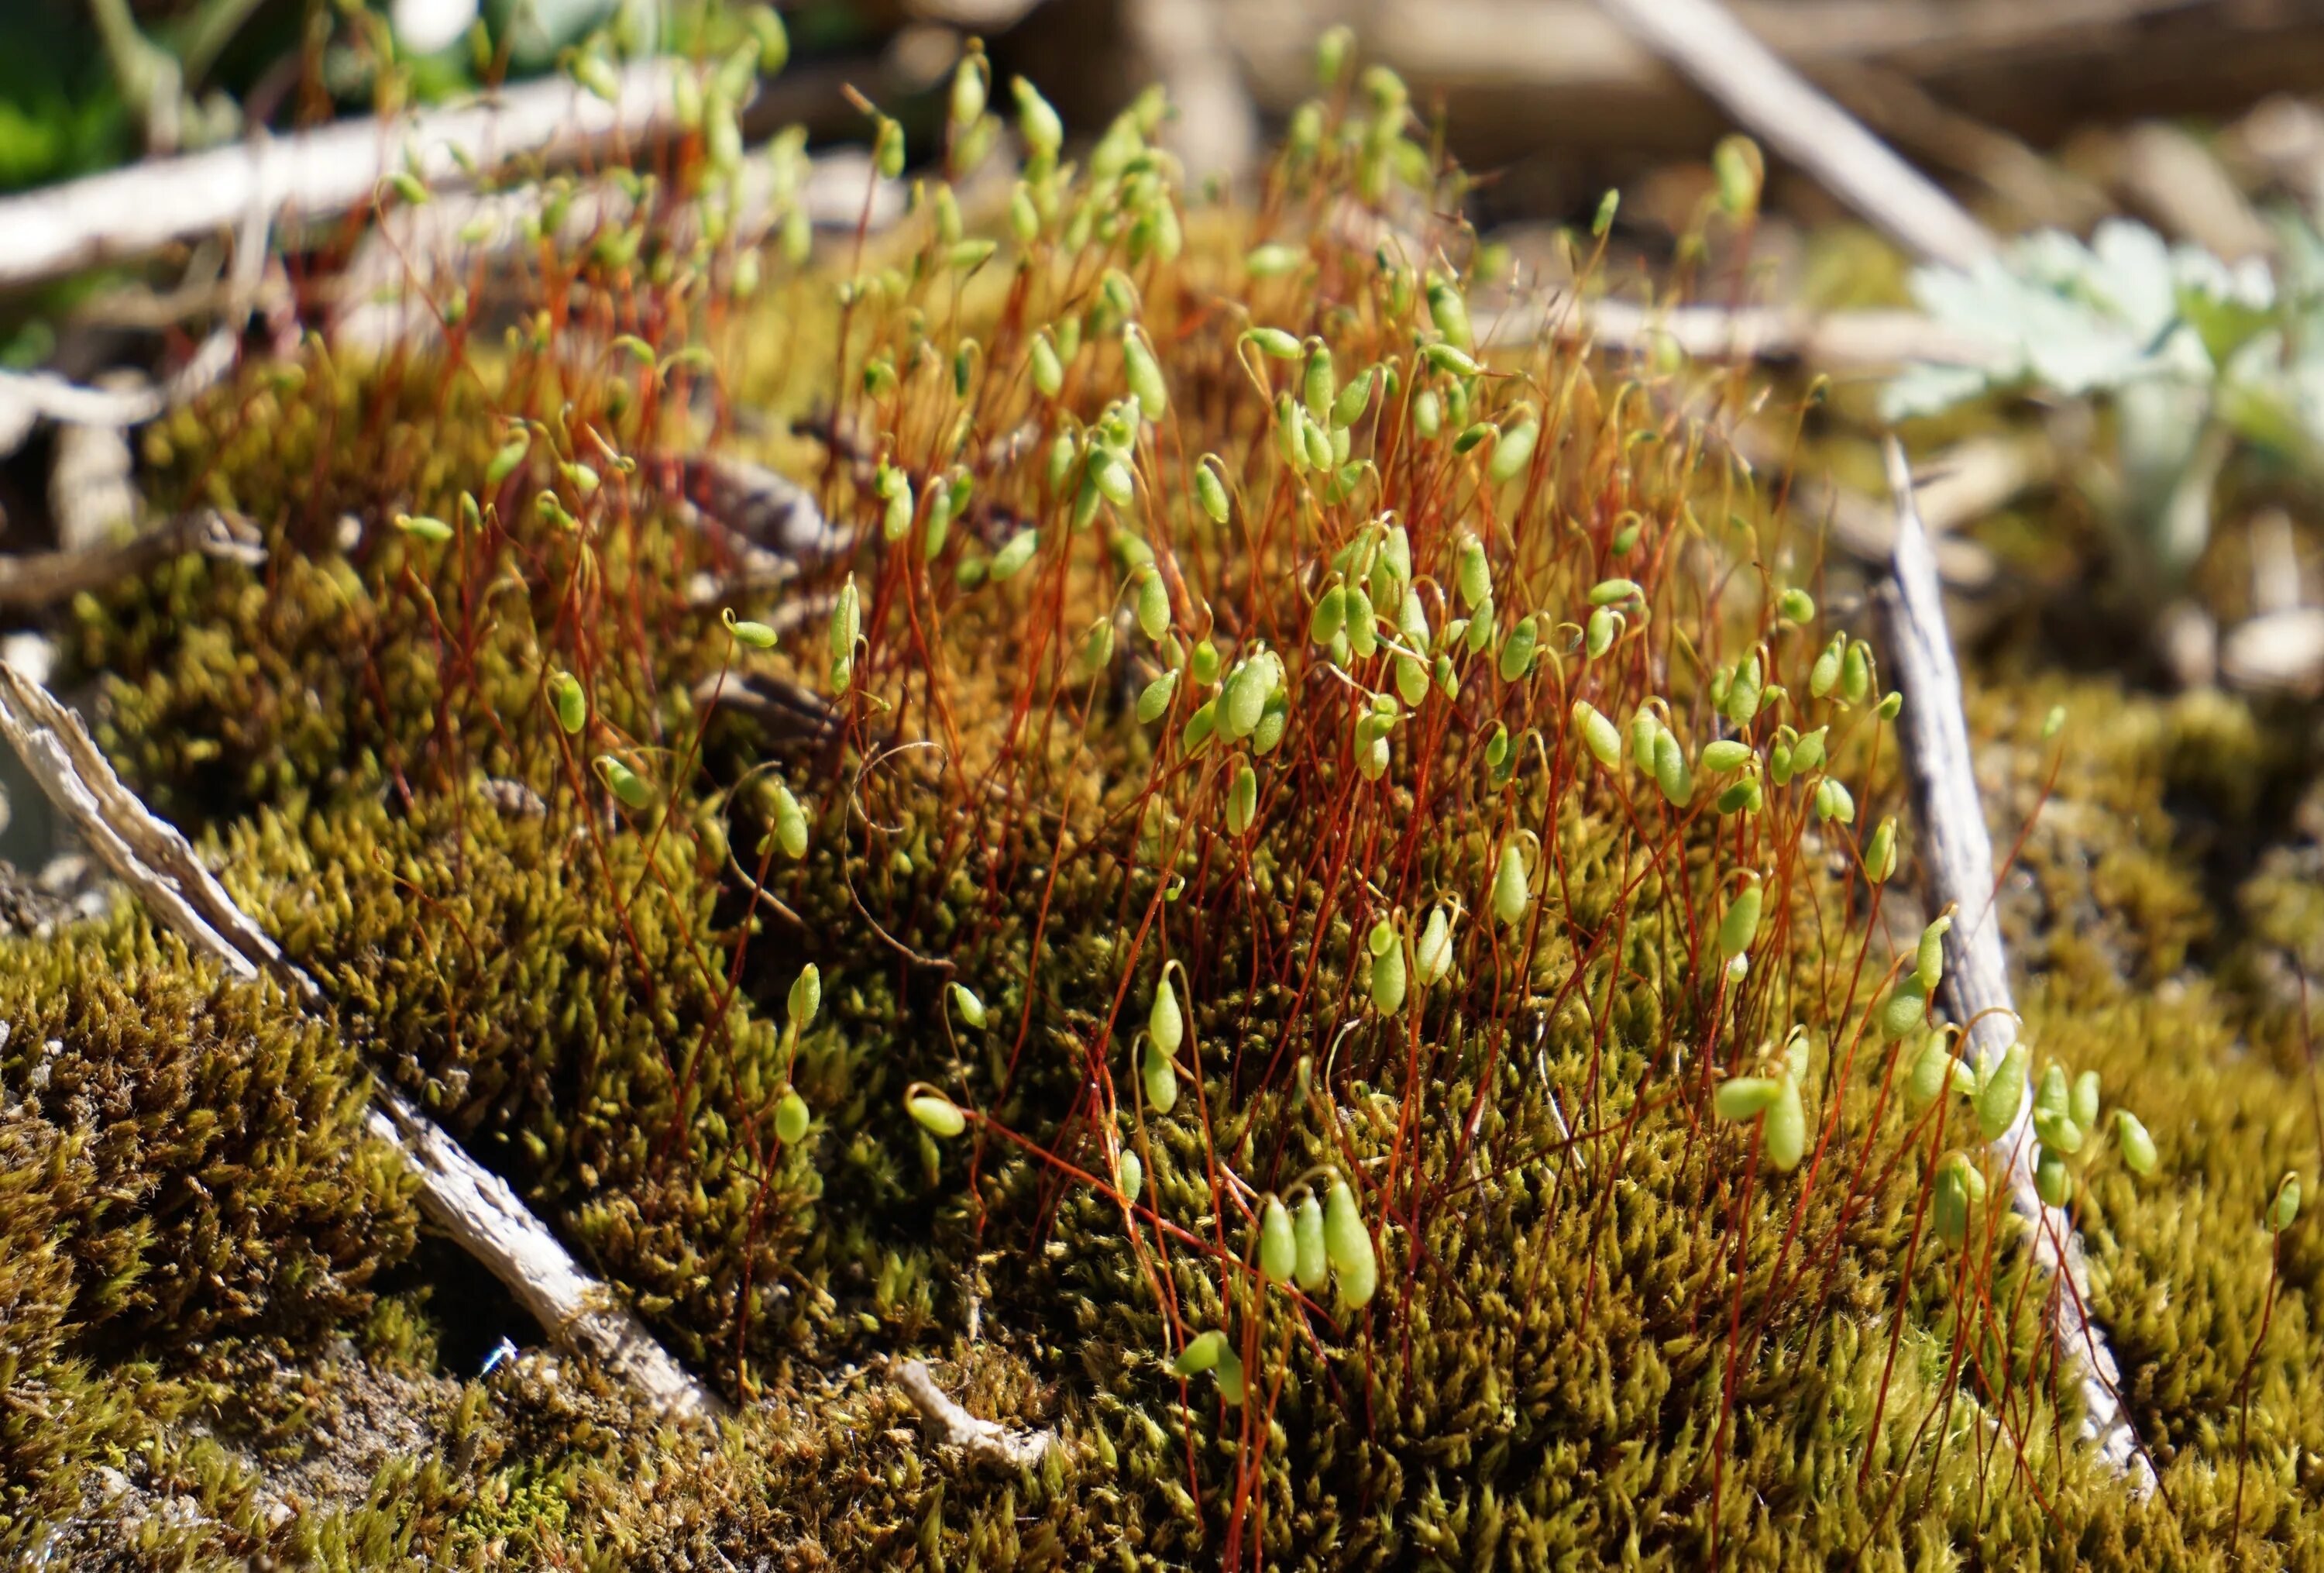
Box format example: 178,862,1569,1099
0,661,721,1424
1871,437,2154,1492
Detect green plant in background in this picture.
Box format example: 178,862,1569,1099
1887,214,2324,590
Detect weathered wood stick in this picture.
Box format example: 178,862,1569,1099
1872,437,2153,1491
0,661,721,1424
892,1358,1053,1472
0,61,685,294
1593,0,1994,268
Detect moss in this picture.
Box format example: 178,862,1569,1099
5,67,2323,1573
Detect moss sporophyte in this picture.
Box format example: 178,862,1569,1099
10,20,2322,1570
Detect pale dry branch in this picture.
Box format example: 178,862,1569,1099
1872,438,2154,1492
892,1358,1053,1472
0,184,271,453
1593,0,1994,268
1489,292,2007,373
0,661,721,1425
0,508,266,613
0,60,687,294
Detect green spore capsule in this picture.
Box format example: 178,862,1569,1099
1227,761,1258,835
1912,916,1951,993
1489,416,1538,484
2271,1172,2301,1233
1425,275,1473,349
1196,455,1232,522
1789,728,1827,774
1492,842,1530,927
1370,922,1408,1014
1260,1196,1296,1284
2036,1147,2073,1208
1275,394,1308,470
1303,341,1336,421
2033,1107,2084,1156
1723,653,1762,726
1906,1034,1954,1113
1764,1075,1807,1172
1224,655,1275,738
907,1091,966,1138
775,1089,810,1145
486,433,531,487
1414,906,1455,985
789,964,820,1031
1332,367,1375,429
723,608,779,649
1932,1161,1971,1248
2035,1062,2070,1119
1213,1346,1247,1405
1865,816,1898,883
1117,1148,1145,1204
1778,587,1816,622
1573,701,1622,769
1345,586,1378,658
1714,1077,1782,1121
1073,618,1117,683
1975,1041,2029,1142
1323,1178,1378,1309
1172,1330,1226,1376
1031,331,1064,396
2071,1070,2101,1133
1191,639,1221,686
596,755,654,809
1497,615,1539,682
990,528,1040,581
1815,776,1855,824
1149,977,1184,1058
950,983,987,1030
2116,1110,2157,1175
1879,981,1927,1043
1455,532,1491,608
1841,639,1874,706
1810,633,1845,698
1137,669,1178,725
1584,605,1620,659
1142,1037,1179,1114
1630,708,1661,772
1701,739,1751,773
1310,583,1347,646
770,780,809,859
1716,776,1763,817
1136,568,1171,641
549,671,587,734
1122,325,1167,414
1653,729,1693,807
1294,1195,1329,1291
1717,876,1762,962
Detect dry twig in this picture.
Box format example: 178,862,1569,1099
1593,0,1994,268
0,61,686,294
892,1358,1053,1472
0,661,721,1424
1872,438,2154,1492
1489,293,2006,373
0,509,266,612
